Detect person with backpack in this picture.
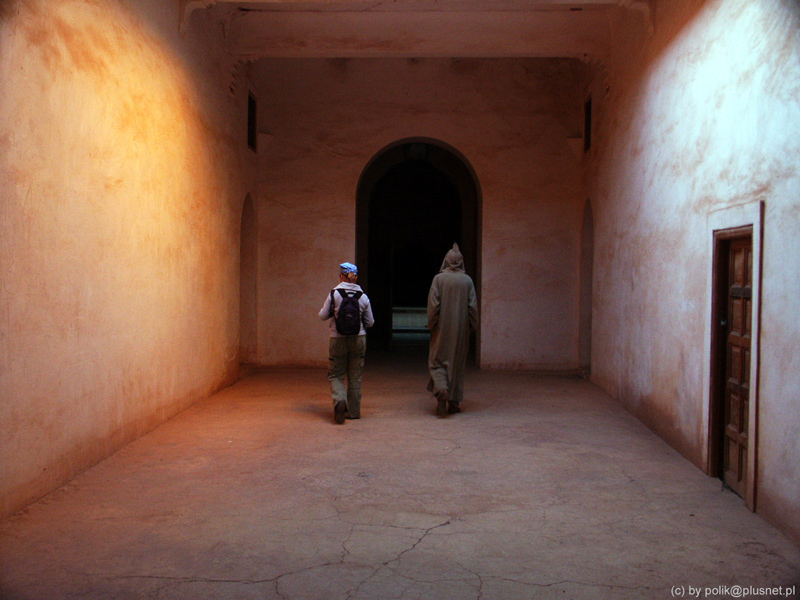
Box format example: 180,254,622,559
318,262,375,424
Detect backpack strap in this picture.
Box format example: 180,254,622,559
331,289,363,319
351,290,364,328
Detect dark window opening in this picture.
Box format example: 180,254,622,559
584,97,592,152
247,93,257,151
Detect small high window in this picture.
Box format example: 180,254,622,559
247,93,257,151
584,97,592,152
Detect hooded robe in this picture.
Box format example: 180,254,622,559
426,244,478,403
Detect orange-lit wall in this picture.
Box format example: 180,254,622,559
0,0,256,518
591,0,800,542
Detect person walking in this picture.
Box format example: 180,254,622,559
319,262,375,424
427,243,478,417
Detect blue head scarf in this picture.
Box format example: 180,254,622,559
340,262,358,275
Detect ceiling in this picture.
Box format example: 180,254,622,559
181,0,653,60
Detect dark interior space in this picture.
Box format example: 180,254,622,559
357,141,479,350
369,158,460,347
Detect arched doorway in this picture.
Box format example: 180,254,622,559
579,198,593,374
239,194,258,365
356,140,481,356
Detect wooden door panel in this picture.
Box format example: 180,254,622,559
723,239,752,497
728,345,742,383
742,395,749,435
724,439,746,488
745,298,752,334
726,392,740,431
732,297,744,334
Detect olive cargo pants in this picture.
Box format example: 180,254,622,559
328,335,367,417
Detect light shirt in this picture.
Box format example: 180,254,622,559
319,282,375,337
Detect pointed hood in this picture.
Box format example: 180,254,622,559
439,243,465,273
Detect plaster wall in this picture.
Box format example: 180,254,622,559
253,57,589,369
591,0,800,542
0,0,255,518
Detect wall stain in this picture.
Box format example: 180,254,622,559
56,19,112,79
18,1,125,81
0,0,19,22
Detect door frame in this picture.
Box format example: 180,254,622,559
702,201,763,511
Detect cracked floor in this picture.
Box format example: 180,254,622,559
1,350,799,600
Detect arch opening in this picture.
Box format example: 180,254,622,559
239,194,258,365
579,198,594,374
356,140,481,356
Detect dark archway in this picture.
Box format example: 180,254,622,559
579,198,594,374
239,194,258,365
356,140,480,355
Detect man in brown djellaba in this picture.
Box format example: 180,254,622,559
426,243,478,417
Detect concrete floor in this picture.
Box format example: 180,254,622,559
1,349,799,600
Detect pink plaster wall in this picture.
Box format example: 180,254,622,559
0,0,256,518
252,57,590,369
591,0,800,542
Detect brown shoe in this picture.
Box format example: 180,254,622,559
436,391,449,417
448,402,461,414
334,401,346,424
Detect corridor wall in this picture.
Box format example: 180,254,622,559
0,0,256,518
590,0,800,542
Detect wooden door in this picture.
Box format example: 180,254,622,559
720,237,753,497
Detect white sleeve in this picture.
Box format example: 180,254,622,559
319,291,334,321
